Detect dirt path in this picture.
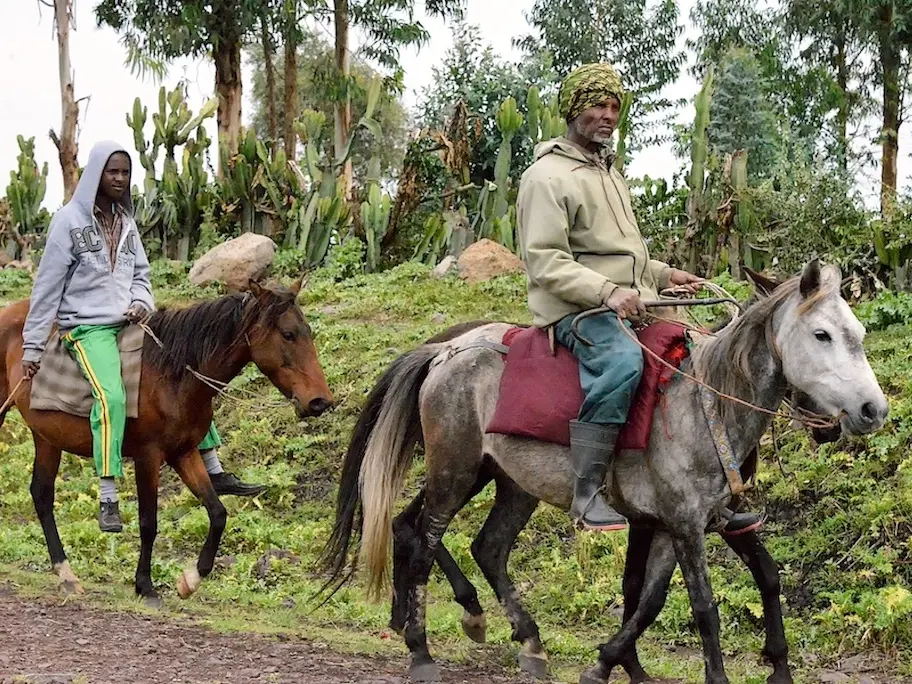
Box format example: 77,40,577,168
0,588,533,684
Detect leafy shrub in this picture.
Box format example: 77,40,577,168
854,290,912,331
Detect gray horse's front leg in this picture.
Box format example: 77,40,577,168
579,533,677,684
724,530,793,684
617,526,656,683
673,528,729,684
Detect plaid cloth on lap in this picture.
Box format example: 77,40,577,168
30,325,144,418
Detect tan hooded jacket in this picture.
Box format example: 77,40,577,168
516,137,672,328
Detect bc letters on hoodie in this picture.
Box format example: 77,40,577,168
21,140,155,363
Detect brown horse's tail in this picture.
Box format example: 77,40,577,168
320,344,441,602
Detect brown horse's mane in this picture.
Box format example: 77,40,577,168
144,289,297,379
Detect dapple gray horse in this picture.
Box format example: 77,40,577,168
323,261,888,684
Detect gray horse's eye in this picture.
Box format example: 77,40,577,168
814,330,832,342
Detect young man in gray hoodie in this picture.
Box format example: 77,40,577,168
21,140,264,533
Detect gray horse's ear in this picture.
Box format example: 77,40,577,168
800,259,821,298
744,266,780,297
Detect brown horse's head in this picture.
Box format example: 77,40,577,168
245,277,333,418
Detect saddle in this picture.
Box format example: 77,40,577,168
29,325,145,418
485,322,689,452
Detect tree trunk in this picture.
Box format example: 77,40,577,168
879,4,901,218
261,16,278,145
835,23,849,175
283,17,298,159
51,0,79,202
213,38,243,173
333,0,353,196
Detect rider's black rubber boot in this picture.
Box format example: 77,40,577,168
569,421,627,532
210,471,266,497
98,500,123,533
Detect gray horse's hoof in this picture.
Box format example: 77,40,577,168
518,653,549,680
579,665,610,684
767,672,794,684
409,662,441,682
460,610,486,643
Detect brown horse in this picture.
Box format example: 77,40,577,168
0,278,332,605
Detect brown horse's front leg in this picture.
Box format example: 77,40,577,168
169,448,227,599
133,447,163,606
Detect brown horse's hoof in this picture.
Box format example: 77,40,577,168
460,610,486,643
579,664,610,684
177,566,201,599
54,561,85,597
409,662,441,682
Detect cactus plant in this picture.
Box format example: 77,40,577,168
683,66,715,274
4,135,50,259
360,157,392,273
614,92,633,172
475,96,523,250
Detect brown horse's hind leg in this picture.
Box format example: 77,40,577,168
169,448,227,600
133,447,163,606
469,476,544,679
724,530,793,684
30,433,82,596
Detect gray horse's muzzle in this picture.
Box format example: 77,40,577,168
842,396,889,435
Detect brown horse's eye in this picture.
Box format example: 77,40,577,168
282,330,295,342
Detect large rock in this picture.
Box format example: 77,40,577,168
189,233,277,291
457,238,524,284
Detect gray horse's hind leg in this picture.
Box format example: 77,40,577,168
470,476,545,678
580,533,677,684
391,489,487,641
673,529,729,684
724,530,793,684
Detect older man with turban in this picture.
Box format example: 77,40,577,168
517,63,760,534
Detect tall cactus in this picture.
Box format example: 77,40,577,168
525,88,566,144
476,97,523,247
360,157,391,273
683,65,715,274
4,135,50,259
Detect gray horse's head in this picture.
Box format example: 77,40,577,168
773,260,888,436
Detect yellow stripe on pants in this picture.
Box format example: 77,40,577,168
62,324,126,479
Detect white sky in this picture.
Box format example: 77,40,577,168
0,0,903,211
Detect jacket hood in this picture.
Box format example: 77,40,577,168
532,137,616,168
70,140,134,216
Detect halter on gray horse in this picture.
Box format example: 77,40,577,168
324,261,887,684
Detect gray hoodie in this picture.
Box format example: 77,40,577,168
21,140,155,363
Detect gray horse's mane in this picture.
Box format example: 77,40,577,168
691,270,839,425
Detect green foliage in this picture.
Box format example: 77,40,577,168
855,290,912,330
417,23,556,184
247,29,410,181
518,0,686,149
709,48,781,179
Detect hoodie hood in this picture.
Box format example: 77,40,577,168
70,140,134,216
532,137,615,168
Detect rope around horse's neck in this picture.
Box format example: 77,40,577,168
138,320,287,410
616,316,841,429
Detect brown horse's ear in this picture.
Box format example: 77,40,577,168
800,259,822,299
744,266,781,297
289,274,308,296
248,279,267,297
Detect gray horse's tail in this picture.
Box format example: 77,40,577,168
321,344,442,601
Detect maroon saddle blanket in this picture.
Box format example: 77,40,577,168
485,321,689,452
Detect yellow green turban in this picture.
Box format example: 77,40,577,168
558,63,625,122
